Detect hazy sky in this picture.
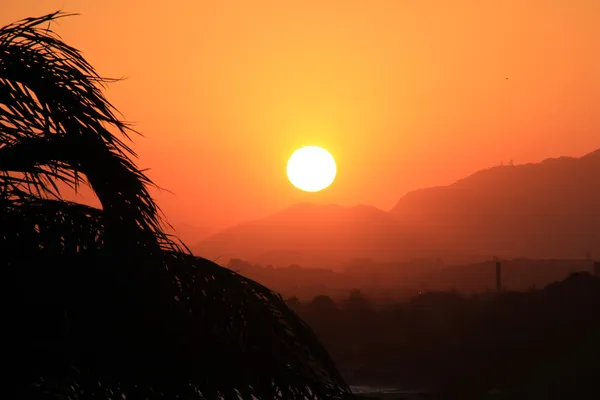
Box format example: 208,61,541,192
3,0,600,239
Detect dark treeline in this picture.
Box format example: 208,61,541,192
286,273,600,398
228,257,597,302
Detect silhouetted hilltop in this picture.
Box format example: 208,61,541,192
391,149,600,259
195,203,434,267
196,149,600,265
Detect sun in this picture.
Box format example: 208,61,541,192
286,146,337,192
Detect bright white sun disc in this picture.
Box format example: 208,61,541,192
286,146,337,192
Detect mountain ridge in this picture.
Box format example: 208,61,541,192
195,148,600,266
390,148,600,259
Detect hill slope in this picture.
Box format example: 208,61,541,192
194,203,435,267
196,149,600,265
390,149,600,259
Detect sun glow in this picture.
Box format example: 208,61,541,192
286,146,337,192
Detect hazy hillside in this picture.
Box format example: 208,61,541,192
391,149,600,259
196,149,600,265
194,203,436,267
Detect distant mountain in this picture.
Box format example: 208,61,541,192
194,203,435,267
196,149,600,266
390,149,600,259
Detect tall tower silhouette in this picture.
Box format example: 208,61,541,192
495,259,502,291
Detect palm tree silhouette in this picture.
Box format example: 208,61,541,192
0,12,350,399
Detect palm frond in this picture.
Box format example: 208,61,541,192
2,247,351,399
0,193,105,257
0,198,352,398
0,11,176,250
163,252,351,398
0,11,352,400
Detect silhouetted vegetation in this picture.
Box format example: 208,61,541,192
0,12,350,399
228,257,597,302
286,273,600,398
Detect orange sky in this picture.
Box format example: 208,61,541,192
3,0,600,242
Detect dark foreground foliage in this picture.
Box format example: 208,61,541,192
292,273,600,398
0,12,350,399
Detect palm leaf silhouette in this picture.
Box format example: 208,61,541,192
0,12,351,399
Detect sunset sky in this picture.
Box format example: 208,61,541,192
3,0,600,241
